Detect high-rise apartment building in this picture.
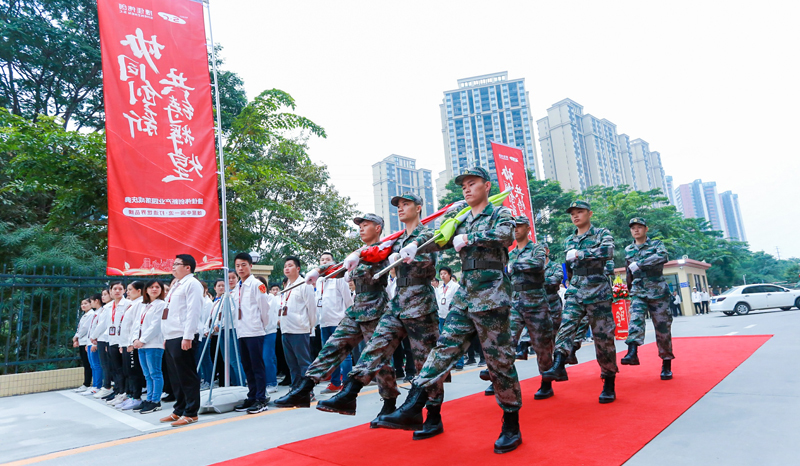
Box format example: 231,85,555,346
665,175,676,205
674,179,745,240
674,180,708,219
372,154,434,233
630,139,654,191
701,181,724,232
440,72,539,183
719,190,747,241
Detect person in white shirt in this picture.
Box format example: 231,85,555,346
117,282,146,411
81,293,106,396
91,283,131,404
260,279,280,392
436,267,460,331
195,282,214,389
671,290,682,317
279,255,317,388
691,287,703,315
701,289,711,314
231,253,272,415
72,298,95,393
159,254,204,427
133,279,167,414
316,252,355,394
206,276,244,387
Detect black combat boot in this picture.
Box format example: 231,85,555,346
272,376,315,408
567,342,581,365
621,343,640,365
661,359,673,380
315,377,364,415
541,352,569,382
479,369,491,381
599,375,616,404
412,404,444,440
494,411,522,454
533,380,554,400
485,383,495,396
515,342,529,360
369,397,397,428
375,384,426,431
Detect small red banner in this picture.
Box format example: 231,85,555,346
491,141,536,243
613,299,630,340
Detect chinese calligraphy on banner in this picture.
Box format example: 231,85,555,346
99,0,222,275
490,141,537,244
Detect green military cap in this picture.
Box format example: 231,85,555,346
454,166,491,186
353,213,384,229
391,192,423,207
513,215,530,226
629,217,647,227
566,200,591,213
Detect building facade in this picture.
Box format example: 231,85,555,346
701,181,724,232
719,190,747,241
372,154,434,233
665,175,676,206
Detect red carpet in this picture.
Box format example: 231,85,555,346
216,335,771,466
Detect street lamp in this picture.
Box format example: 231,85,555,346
250,251,261,263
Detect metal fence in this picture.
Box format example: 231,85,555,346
0,265,223,375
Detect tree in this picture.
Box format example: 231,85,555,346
209,45,247,134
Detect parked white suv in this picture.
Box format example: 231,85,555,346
710,284,800,316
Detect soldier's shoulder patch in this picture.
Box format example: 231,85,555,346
258,283,267,294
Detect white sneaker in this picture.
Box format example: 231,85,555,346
109,394,127,406
94,388,113,399
127,399,143,411
266,385,278,394
73,385,88,392
118,398,136,410
81,387,98,396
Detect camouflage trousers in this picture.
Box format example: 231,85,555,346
555,298,618,377
509,297,554,374
414,305,522,412
349,311,442,404
306,315,399,400
627,296,674,360
573,315,590,345
547,295,564,333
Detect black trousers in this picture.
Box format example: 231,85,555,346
79,345,92,386
122,347,145,399
239,335,267,402
97,341,113,389
164,335,201,418
108,344,125,394
702,301,709,313
694,303,703,314
275,329,290,380
162,350,174,396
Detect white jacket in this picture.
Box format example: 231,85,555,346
436,281,460,320
316,277,354,328
232,275,271,338
120,297,144,347
162,274,204,340
74,311,95,346
266,294,279,335
198,296,213,341
691,291,702,303
132,299,166,349
91,298,131,344
279,276,317,334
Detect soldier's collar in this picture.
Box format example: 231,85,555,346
472,202,494,219
573,224,596,237
403,223,424,238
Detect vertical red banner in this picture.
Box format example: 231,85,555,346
491,141,537,242
98,0,222,275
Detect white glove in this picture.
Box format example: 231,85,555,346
378,240,394,250
453,234,469,252
389,253,401,264
566,249,579,262
399,243,418,264
305,269,320,286
344,251,361,272
628,261,640,273
344,271,353,283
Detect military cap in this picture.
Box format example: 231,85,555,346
454,166,491,185
513,215,530,226
391,192,423,207
353,213,384,229
629,217,647,227
566,200,591,213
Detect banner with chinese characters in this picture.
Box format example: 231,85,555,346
98,0,222,275
490,141,536,244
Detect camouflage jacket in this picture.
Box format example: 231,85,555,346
509,240,548,306
564,225,614,305
544,260,564,298
625,238,670,301
347,242,390,322
392,224,437,319
426,202,514,313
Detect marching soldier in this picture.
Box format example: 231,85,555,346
542,200,619,404
568,259,614,364
543,243,564,333
317,193,445,438
373,167,523,454
273,214,400,423
621,217,674,380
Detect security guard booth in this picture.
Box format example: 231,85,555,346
614,258,711,316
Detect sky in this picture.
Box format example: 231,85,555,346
207,0,800,259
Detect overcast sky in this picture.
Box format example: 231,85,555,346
208,0,799,259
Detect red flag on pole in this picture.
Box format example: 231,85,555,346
98,0,222,275
490,141,537,243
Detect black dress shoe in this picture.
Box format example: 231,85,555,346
316,377,363,415
533,380,554,400
370,398,397,428
599,375,616,404
479,369,491,381
413,404,444,440
161,395,176,403
273,376,315,408
660,359,673,380
375,384,426,431
484,384,495,396
494,411,522,454
621,343,640,365
541,352,569,382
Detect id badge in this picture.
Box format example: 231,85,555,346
317,298,323,308
162,307,169,320
441,298,446,305
280,306,288,317
109,326,116,336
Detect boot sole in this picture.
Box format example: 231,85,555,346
620,359,640,366
484,391,495,396
412,426,444,440
599,396,616,404
316,404,354,415
494,438,522,454
533,390,554,400
375,421,423,431
661,374,673,380
274,402,311,409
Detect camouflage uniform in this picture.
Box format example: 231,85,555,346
414,202,522,412
554,225,619,377
572,259,615,345
349,224,443,404
625,238,674,360
544,260,564,331
305,244,399,400
508,239,554,375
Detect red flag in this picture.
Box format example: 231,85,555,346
98,0,222,275
491,141,536,244
359,202,454,263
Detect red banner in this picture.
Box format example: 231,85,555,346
491,141,536,243
99,0,221,275
613,299,630,340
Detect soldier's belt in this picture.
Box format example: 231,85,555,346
572,267,605,276
462,259,504,272
544,284,560,294
513,282,545,292
355,283,383,294
396,277,429,287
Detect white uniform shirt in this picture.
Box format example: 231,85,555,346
120,297,144,347
436,280,460,319
232,275,271,338
198,296,213,341
91,298,131,344
673,293,682,305
162,273,204,341
74,311,95,346
387,276,397,300
691,291,702,303
133,299,166,348
266,294,280,335
279,276,317,335
702,291,710,301
88,306,106,342
316,277,354,328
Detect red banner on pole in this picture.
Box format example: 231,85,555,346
491,141,536,243
98,0,221,275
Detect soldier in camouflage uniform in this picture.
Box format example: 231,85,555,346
377,167,523,454
543,244,564,332
273,213,399,419
621,217,674,380
319,193,445,438
542,200,619,404
566,259,613,364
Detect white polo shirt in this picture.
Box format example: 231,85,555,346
279,276,317,335
436,280,460,319
162,273,204,341
232,275,271,338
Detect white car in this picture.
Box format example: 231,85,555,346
710,284,800,316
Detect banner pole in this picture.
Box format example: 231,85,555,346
205,0,232,387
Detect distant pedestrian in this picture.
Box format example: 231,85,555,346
702,288,710,314
691,287,703,314
72,298,95,393
671,291,682,316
